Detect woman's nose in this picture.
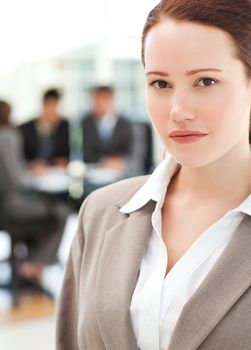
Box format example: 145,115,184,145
169,94,196,123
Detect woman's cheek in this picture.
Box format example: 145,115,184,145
149,109,166,136
148,96,167,123
206,101,229,130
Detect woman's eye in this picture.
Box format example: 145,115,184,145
196,78,217,87
151,80,169,89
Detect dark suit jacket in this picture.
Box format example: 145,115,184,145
56,176,251,349
19,118,70,163
82,114,133,163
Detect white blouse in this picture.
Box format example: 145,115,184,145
120,155,251,350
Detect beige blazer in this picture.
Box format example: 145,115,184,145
56,176,251,350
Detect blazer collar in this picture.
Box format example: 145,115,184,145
169,214,251,350
119,156,180,213
95,199,155,350
96,196,251,350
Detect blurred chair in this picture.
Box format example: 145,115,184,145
0,202,54,306
0,216,28,305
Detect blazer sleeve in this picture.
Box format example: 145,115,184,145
0,129,27,189
54,120,70,160
56,197,88,350
82,116,101,163
114,118,134,156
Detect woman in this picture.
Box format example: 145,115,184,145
56,0,251,349
0,100,69,283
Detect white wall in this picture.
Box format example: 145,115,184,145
0,0,159,123
0,0,159,72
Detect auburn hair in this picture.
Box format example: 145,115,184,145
141,0,251,78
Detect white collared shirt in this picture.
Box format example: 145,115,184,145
120,155,251,350
96,113,117,142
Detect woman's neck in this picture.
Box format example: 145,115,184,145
170,147,251,204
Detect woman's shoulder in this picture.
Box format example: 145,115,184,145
83,175,149,211
76,175,150,239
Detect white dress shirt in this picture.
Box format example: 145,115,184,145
120,155,251,350
96,113,117,142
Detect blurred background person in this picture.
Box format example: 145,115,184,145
82,85,133,171
19,88,70,174
0,2,158,348
0,99,69,287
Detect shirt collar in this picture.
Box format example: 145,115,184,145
120,155,180,214
231,195,251,217
120,154,251,217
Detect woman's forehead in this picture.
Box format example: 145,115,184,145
144,19,238,71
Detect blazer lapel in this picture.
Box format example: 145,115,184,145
168,214,251,350
95,200,155,350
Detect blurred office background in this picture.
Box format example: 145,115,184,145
0,1,161,349
0,0,158,123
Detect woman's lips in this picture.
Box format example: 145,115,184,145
169,130,208,144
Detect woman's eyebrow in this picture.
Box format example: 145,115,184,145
146,68,222,77
146,71,169,77
186,68,223,75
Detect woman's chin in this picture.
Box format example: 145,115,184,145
170,153,212,169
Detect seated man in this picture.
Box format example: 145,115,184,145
82,85,133,171
19,88,70,173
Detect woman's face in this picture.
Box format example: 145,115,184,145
144,19,251,168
